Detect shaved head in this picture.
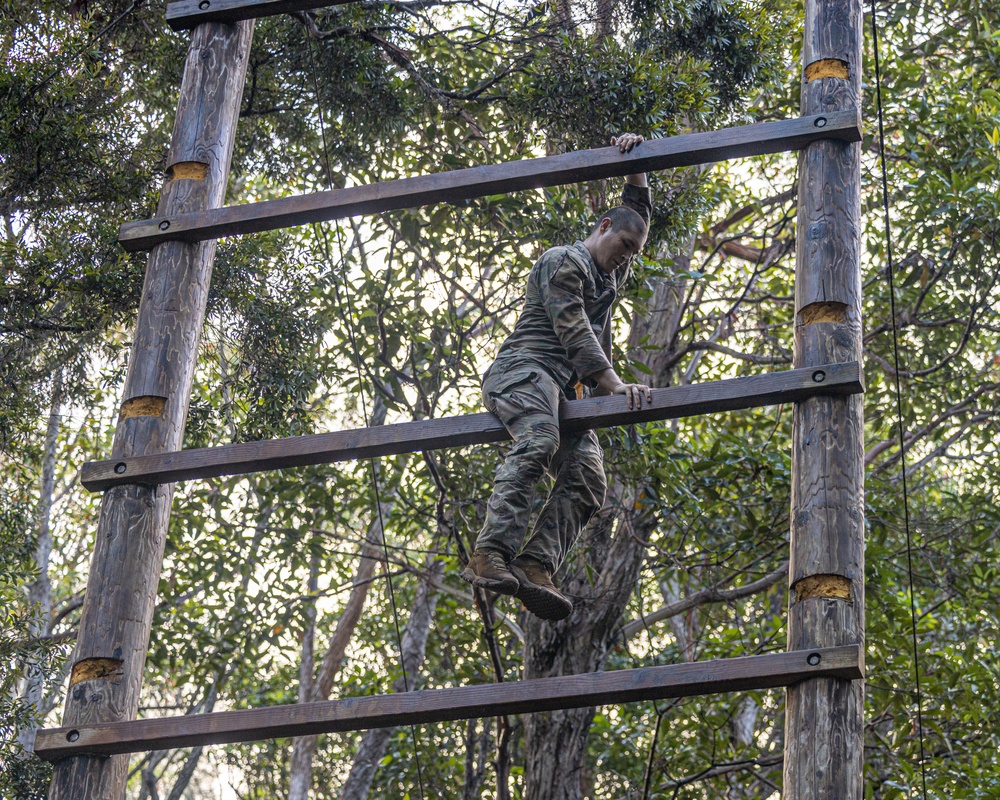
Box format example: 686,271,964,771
591,206,648,240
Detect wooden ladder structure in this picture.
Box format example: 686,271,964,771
36,0,866,797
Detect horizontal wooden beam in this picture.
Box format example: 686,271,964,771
34,645,862,760
166,0,353,30
80,362,862,492
119,112,861,252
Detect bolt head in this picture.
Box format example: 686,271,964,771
199,0,210,8
812,370,826,383
67,730,80,742
114,462,127,475
807,653,822,666
814,116,827,128
158,220,170,231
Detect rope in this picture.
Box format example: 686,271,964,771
869,3,930,797
305,34,427,800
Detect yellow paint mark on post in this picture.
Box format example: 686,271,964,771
70,657,125,687
799,301,847,325
120,396,167,420
793,574,851,602
166,161,209,181
805,58,849,81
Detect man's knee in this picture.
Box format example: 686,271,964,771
518,421,560,466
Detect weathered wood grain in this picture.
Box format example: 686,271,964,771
166,0,355,29
118,112,861,252
79,362,863,492
785,0,865,798
46,21,255,800
35,646,862,760
790,394,865,582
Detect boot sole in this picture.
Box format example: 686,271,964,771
460,567,519,596
508,564,573,621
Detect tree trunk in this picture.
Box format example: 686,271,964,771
164,683,217,800
521,499,653,800
47,20,254,800
287,501,393,799
461,717,490,800
18,375,60,755
138,749,168,800
595,0,614,39
288,398,393,800
338,551,445,800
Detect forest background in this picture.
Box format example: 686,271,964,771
2,0,999,797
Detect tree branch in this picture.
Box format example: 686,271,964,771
617,563,788,642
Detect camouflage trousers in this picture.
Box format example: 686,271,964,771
475,361,607,573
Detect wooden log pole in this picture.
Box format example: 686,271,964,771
784,0,864,797
46,20,254,800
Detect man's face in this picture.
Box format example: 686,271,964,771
593,218,645,274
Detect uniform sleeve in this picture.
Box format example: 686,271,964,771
621,182,652,226
538,251,613,382
612,182,651,292
597,184,652,378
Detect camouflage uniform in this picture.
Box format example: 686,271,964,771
476,183,652,573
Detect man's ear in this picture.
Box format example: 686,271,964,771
599,217,614,233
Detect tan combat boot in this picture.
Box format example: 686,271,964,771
508,556,573,621
461,549,519,595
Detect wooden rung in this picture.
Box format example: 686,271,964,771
166,0,354,29
34,645,862,760
119,112,860,252
81,362,862,492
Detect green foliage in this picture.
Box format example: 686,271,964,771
0,461,67,797
2,0,1000,796
513,0,791,147
0,754,52,800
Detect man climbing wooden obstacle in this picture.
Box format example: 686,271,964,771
462,132,653,621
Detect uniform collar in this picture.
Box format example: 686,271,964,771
572,241,605,280
573,240,617,288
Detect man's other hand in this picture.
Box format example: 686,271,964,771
612,381,653,410
611,133,645,152
592,368,652,409
611,133,648,187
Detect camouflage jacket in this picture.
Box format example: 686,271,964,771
489,182,653,391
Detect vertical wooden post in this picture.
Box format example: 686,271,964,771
47,20,254,800
784,0,864,797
